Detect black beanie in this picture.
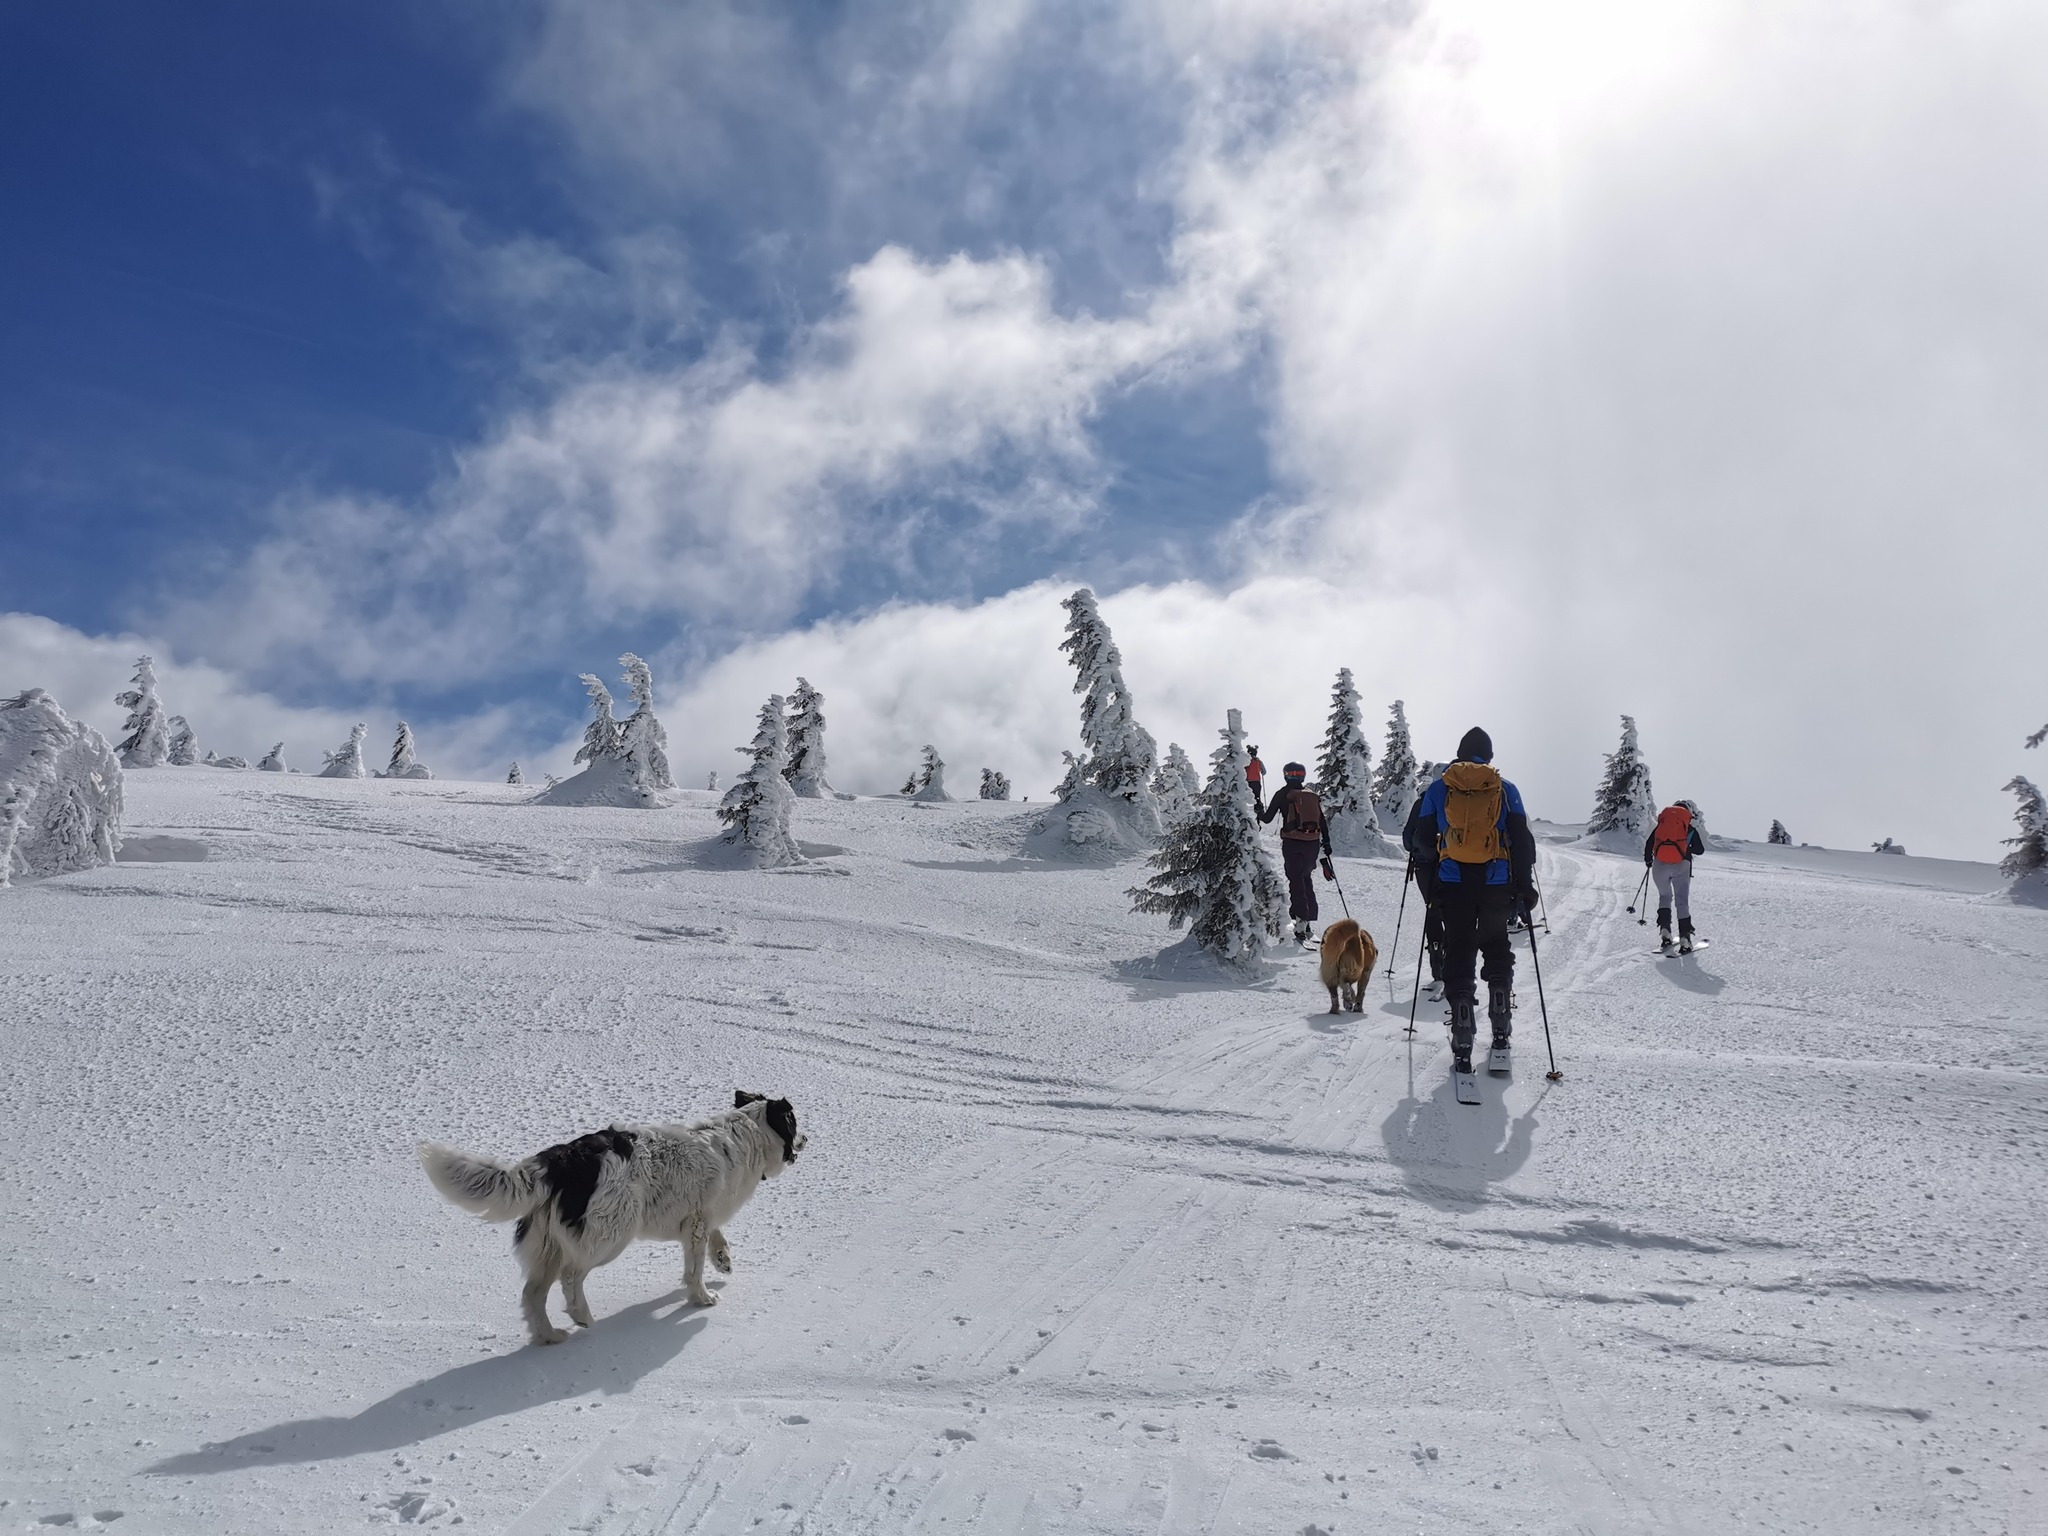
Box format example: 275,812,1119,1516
1457,727,1493,763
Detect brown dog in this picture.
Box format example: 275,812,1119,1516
1318,918,1378,1013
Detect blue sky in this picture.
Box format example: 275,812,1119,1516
5,1,2046,858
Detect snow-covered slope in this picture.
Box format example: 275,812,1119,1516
2,772,2043,1533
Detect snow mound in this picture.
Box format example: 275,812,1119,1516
1571,825,1645,857
0,688,123,887
533,756,663,809
1021,785,1158,864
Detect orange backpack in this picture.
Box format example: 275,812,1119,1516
1652,804,1693,864
1438,762,1504,864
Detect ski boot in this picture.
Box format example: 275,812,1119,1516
1657,908,1675,954
1678,917,1697,955
1449,1000,1481,1104
1486,981,1513,1074
1293,919,1313,946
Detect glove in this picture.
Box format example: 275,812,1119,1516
1515,885,1539,917
1321,856,1336,881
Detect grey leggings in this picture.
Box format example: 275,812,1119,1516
1652,861,1691,921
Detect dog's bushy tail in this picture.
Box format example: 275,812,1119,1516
417,1142,545,1222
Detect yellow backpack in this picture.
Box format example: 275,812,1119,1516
1439,762,1504,864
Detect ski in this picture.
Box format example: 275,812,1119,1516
1453,1066,1481,1105
1487,1046,1511,1075
1654,939,1711,956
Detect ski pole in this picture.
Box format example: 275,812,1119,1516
1626,867,1651,923
1322,856,1352,920
1385,861,1412,995
1524,906,1562,1082
1405,924,1426,1039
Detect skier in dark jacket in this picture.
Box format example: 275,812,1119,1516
1257,761,1332,943
1411,728,1538,1076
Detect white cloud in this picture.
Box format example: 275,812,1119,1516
98,0,2048,859
0,613,528,783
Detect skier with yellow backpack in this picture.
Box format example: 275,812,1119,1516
1411,727,1539,1098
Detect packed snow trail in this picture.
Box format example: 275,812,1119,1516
1,774,2043,1533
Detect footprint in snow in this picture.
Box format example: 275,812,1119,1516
783,1414,810,1425
941,1428,976,1442
1249,1439,1293,1460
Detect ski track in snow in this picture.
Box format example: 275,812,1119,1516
2,775,2045,1533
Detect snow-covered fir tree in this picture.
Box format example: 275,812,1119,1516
718,695,801,866
1768,819,1792,845
381,722,432,780
203,750,248,769
783,678,833,798
1872,837,1906,854
979,768,1011,800
1587,715,1656,837
1370,699,1418,830
506,762,525,785
318,723,368,779
165,716,198,766
1149,742,1201,823
2001,776,2048,896
706,770,718,792
1127,707,1285,966
257,742,286,773
910,745,950,802
114,656,170,769
1,689,123,887
1317,668,1393,856
574,675,623,766
1057,588,1158,819
617,653,673,789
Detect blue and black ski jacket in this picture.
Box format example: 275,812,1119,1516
1414,768,1537,890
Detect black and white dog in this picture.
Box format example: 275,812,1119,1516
419,1091,804,1345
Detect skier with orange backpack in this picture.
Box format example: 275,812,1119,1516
1412,728,1538,1096
1644,800,1706,954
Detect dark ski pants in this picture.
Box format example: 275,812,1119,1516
1281,839,1321,923
1440,878,1515,1015
1415,864,1446,982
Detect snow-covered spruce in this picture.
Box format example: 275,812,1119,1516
257,742,287,773
617,653,673,790
1873,838,1906,855
706,771,718,792
318,724,369,780
1769,819,1792,846
783,678,833,799
1,688,123,887
536,674,658,807
1584,714,1655,845
1317,668,1394,857
2001,775,2048,903
203,751,248,770
980,768,1011,801
910,745,950,803
1370,699,1420,833
114,656,171,769
1149,742,1201,824
166,716,198,767
718,695,802,866
380,722,432,780
506,762,524,786
1127,707,1285,967
1057,589,1160,828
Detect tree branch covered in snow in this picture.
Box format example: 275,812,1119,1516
719,695,802,865
1588,715,1656,837
1128,707,1284,967
114,656,170,769
1,688,122,887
